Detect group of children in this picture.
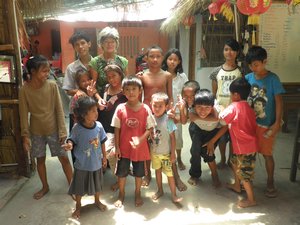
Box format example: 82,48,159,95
18,31,285,219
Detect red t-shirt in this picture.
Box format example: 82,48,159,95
111,103,156,161
220,101,258,155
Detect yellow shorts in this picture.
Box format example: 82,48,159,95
151,153,173,177
257,126,276,156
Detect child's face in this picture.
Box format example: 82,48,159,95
151,98,167,117
147,49,163,68
123,84,141,102
166,53,180,72
32,64,50,83
223,44,238,61
182,87,195,107
194,104,213,119
248,60,267,75
78,74,91,90
84,105,98,124
73,39,91,57
106,71,122,88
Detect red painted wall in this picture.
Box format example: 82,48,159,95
29,20,169,75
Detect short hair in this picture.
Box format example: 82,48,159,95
229,77,251,100
194,89,215,106
246,46,267,64
74,69,90,86
104,60,124,78
73,96,98,124
182,80,200,94
98,26,119,48
146,45,163,56
254,96,267,107
23,55,49,81
122,75,142,89
161,48,184,73
151,92,169,105
68,31,91,46
224,38,240,52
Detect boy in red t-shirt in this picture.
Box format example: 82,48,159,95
220,77,258,208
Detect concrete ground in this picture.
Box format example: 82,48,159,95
0,110,300,225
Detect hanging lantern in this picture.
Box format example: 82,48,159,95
182,16,195,29
208,2,220,20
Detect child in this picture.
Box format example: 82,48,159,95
19,55,73,200
219,77,258,208
98,62,127,192
162,48,188,171
150,92,182,203
209,38,242,168
62,96,107,219
63,31,93,132
185,89,227,187
111,76,156,208
137,45,173,186
245,46,285,198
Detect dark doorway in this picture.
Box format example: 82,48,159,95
51,29,61,58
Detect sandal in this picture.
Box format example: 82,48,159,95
264,188,278,198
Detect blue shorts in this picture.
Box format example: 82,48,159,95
115,158,145,178
31,133,67,158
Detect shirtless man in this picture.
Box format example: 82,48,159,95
138,45,187,192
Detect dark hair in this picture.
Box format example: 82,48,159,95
182,80,200,94
194,89,215,106
161,48,184,73
104,60,124,78
23,55,49,81
122,75,142,89
224,38,240,52
151,92,169,105
69,31,91,46
74,69,90,86
146,45,163,56
245,46,267,64
73,96,97,124
229,77,251,100
254,96,267,107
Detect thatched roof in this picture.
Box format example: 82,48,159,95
17,0,150,19
160,0,210,34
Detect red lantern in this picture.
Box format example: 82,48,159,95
182,16,195,29
237,0,272,15
208,2,220,20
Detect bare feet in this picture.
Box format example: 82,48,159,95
178,160,186,171
237,199,257,208
135,195,144,207
175,177,187,192
217,162,227,170
141,175,151,187
187,177,199,186
172,195,183,203
152,191,164,200
110,182,119,192
72,204,81,219
33,187,49,200
95,201,107,212
226,183,241,193
114,193,124,208
212,176,221,188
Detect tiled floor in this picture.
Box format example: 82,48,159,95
0,109,299,225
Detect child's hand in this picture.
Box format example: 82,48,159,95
170,152,176,163
87,80,97,97
102,157,107,169
167,106,176,119
130,136,140,149
61,141,73,151
98,99,107,111
202,141,215,156
176,96,186,111
115,148,121,160
22,136,31,152
59,136,67,145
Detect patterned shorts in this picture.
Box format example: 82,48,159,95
31,133,67,158
230,153,256,182
151,153,173,177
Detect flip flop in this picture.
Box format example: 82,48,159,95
265,188,278,198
